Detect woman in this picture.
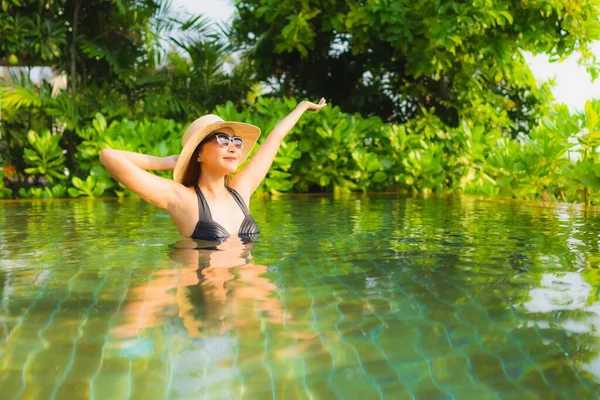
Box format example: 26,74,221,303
100,98,326,242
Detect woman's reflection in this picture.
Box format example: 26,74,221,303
113,237,284,339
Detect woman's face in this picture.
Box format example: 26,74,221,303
197,127,242,175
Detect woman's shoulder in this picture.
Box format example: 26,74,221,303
167,185,202,236
169,185,199,212
226,183,251,206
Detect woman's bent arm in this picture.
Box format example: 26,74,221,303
100,149,183,210
100,149,178,171
231,98,326,197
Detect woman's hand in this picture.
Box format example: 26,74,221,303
299,97,327,112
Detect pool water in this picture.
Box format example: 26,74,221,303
0,195,599,399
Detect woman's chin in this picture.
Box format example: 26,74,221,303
221,162,239,174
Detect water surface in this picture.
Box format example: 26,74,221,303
1,195,599,399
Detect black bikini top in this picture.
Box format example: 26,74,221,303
191,185,260,243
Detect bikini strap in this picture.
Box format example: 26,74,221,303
227,187,250,216
193,185,212,220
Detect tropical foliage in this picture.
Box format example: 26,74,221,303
231,0,599,131
1,0,600,207
3,95,600,207
1,0,256,196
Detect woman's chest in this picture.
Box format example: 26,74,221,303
207,200,246,234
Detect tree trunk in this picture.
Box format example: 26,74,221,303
70,0,81,98
66,0,82,174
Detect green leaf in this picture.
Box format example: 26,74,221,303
27,130,38,144
93,183,107,197
585,100,599,132
461,120,472,137
365,155,381,172
93,113,107,133
23,148,40,161
68,188,82,198
581,173,600,190
72,177,84,189
540,117,558,133
499,11,514,24
373,171,387,183
298,139,312,152
588,131,600,145
86,175,96,188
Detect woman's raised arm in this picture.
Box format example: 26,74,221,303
230,98,326,198
100,149,185,210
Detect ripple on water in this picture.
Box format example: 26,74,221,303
1,195,600,397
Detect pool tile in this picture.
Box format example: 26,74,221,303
430,356,472,387
395,360,431,386
3,197,600,399
469,353,509,383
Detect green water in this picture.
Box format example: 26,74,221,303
0,195,599,399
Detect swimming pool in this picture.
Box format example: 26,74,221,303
0,195,599,398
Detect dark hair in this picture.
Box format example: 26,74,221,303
180,132,231,187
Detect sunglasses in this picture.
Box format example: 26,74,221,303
209,132,244,150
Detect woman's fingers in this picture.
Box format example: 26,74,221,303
310,98,327,110
301,97,327,111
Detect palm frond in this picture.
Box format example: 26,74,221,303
152,0,177,35
46,92,79,129
176,14,219,48
180,14,214,34
133,70,169,86
111,0,126,14
0,84,42,111
146,0,180,66
79,39,122,74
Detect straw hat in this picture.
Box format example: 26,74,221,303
173,114,261,184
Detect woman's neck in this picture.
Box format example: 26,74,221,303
197,173,228,198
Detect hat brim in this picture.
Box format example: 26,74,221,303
173,121,261,184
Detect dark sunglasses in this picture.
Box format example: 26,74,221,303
202,132,244,150
209,132,244,150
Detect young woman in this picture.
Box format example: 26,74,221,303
100,98,326,243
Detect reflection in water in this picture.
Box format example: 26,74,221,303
524,272,600,381
111,237,286,397
1,196,600,398
525,273,593,314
